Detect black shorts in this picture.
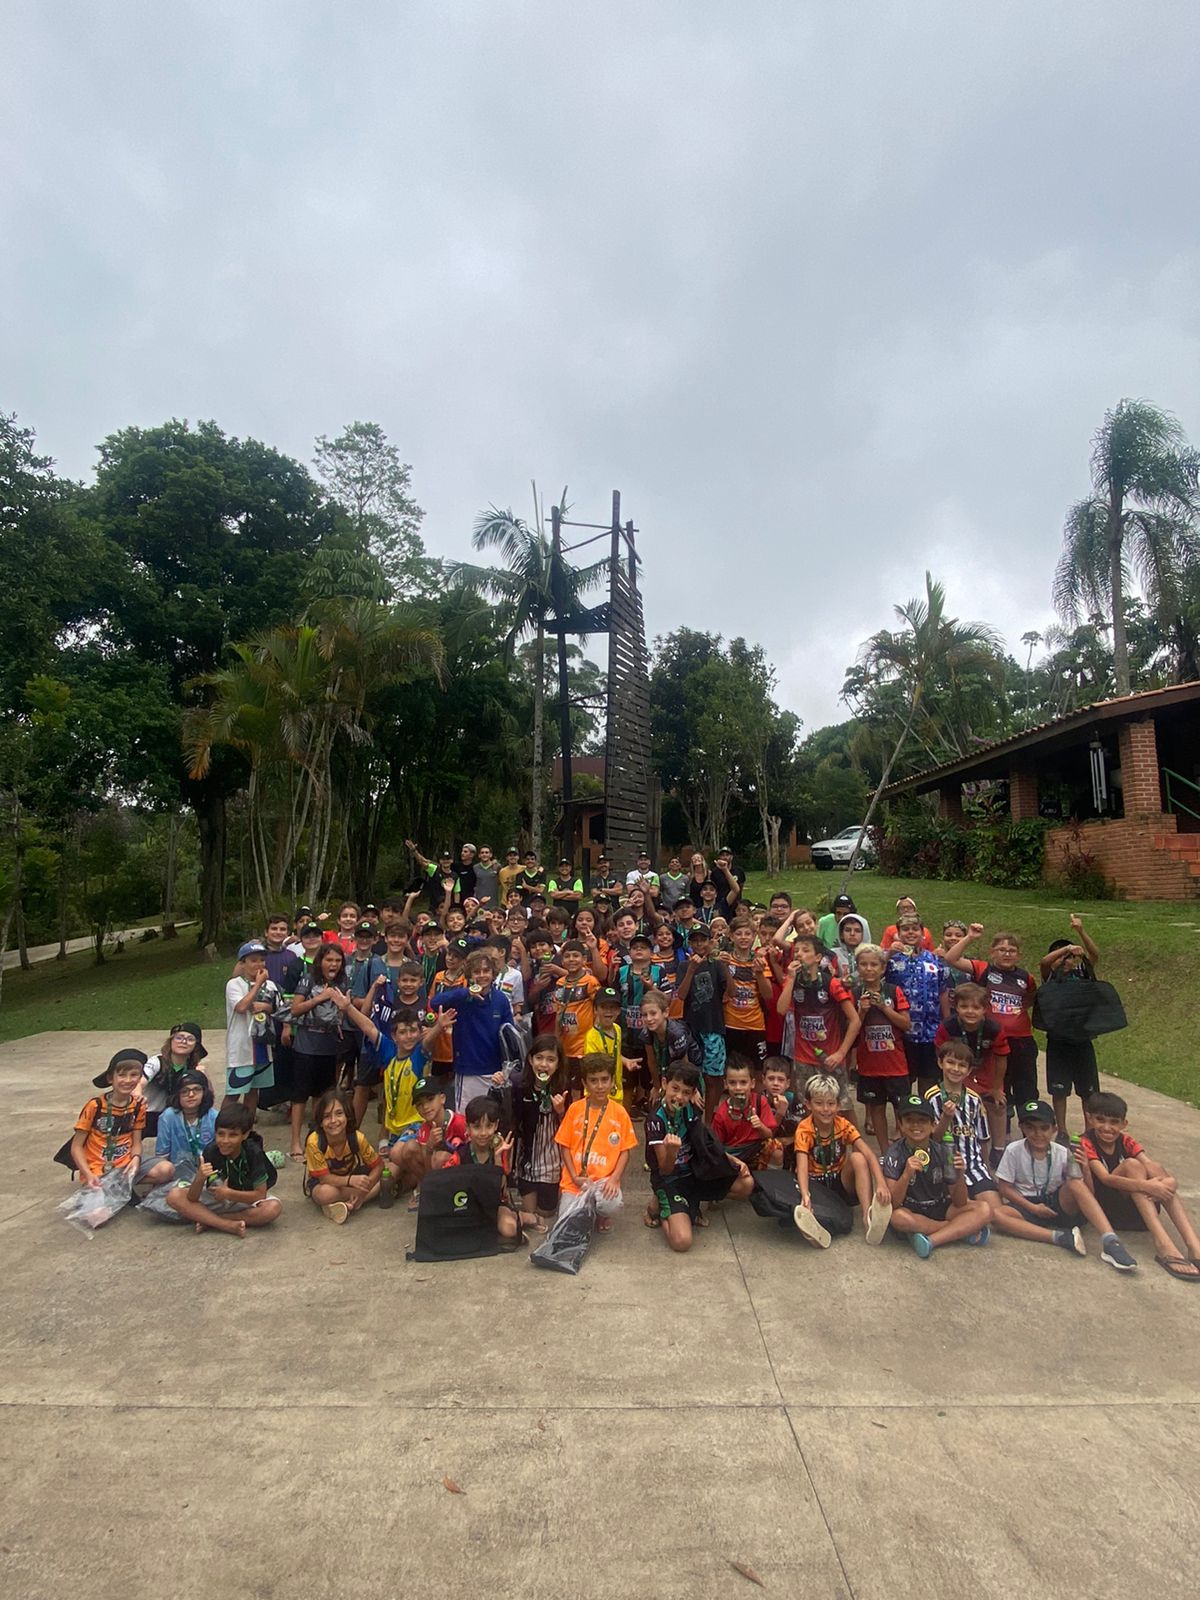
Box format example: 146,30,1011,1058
519,1180,561,1213
654,1171,732,1220
726,1028,768,1068
901,1194,950,1223
857,1073,911,1107
354,1052,384,1088
812,1168,860,1205
1045,1038,1099,1100
622,1056,648,1086
902,1037,938,1088
291,1049,337,1104
966,1175,998,1201
1004,1036,1039,1105
1010,1188,1073,1227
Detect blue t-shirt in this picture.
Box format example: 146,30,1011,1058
154,1107,218,1174
429,984,514,1077
885,949,945,1044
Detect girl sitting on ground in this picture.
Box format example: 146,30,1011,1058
303,1088,383,1225
141,1070,217,1188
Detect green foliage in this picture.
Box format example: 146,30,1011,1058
878,810,1049,889
312,421,435,598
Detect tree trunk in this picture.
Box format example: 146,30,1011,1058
0,898,14,1007
195,786,227,946
57,814,79,958
531,619,544,858
1108,499,1129,696
838,699,919,893
10,796,29,969
14,894,29,969
162,811,179,936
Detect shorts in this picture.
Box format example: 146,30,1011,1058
354,1051,384,1088
519,1179,561,1213
857,1073,911,1107
699,1034,727,1078
966,1175,998,1202
622,1056,647,1087
226,1060,275,1096
290,1050,337,1104
1003,1036,1039,1105
900,1194,951,1224
1011,1188,1073,1227
725,1028,768,1068
1045,1038,1099,1100
654,1171,732,1220
902,1037,939,1088
812,1167,860,1204
381,1127,421,1152
726,1139,772,1171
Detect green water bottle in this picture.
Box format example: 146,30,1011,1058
942,1131,957,1185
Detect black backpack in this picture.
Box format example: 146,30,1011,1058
750,1169,853,1236
406,1164,506,1262
686,1117,738,1184
1032,978,1127,1042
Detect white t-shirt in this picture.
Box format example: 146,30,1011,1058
225,977,254,1069
625,869,660,888
496,965,525,1015
996,1138,1080,1198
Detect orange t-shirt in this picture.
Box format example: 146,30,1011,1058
555,1097,637,1192
428,969,460,1064
793,1113,862,1177
555,971,601,1058
74,1093,146,1176
722,953,766,1031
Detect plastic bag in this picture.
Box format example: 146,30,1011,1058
58,1167,135,1235
530,1187,597,1275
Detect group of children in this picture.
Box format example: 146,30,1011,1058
61,852,1200,1282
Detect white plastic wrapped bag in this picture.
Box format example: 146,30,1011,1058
58,1167,135,1235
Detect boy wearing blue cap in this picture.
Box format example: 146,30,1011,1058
225,941,281,1112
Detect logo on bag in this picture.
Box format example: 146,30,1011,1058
453,1190,468,1210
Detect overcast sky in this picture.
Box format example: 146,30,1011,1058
4,2,1198,730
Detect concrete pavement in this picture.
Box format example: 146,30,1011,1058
2,1030,1198,1600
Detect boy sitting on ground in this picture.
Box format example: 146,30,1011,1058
882,1095,991,1259
711,1057,779,1169
996,1099,1137,1272
645,1062,753,1252
793,1071,892,1249
166,1102,282,1236
1079,1091,1200,1282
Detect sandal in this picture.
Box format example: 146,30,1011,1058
288,1150,303,1162
643,1209,660,1228
596,1217,613,1232
1155,1255,1200,1281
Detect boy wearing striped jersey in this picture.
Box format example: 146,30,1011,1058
924,1038,997,1212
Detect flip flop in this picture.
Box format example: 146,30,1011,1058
1155,1255,1200,1281
792,1204,831,1249
288,1150,303,1162
643,1211,661,1228
865,1193,893,1246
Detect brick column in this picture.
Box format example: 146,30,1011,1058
1117,718,1162,813
937,781,965,824
1009,762,1039,821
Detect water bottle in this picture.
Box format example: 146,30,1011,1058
942,1131,958,1187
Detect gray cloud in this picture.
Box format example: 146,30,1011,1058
4,1,1198,729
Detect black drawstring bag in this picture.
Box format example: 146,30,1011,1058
750,1169,853,1236
686,1118,739,1184
1032,978,1127,1042
406,1165,506,1262
530,1188,597,1275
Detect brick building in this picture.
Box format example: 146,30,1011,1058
880,682,1200,900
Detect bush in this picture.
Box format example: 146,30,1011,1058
879,814,1049,889
1051,821,1116,900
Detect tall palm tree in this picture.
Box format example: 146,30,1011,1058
448,486,607,856
839,573,1001,889
1054,400,1199,696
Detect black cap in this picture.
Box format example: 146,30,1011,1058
411,1078,443,1103
363,903,379,915
297,904,313,916
450,935,471,955
717,845,732,855
169,1022,207,1060
898,1094,936,1121
1017,1099,1056,1125
629,932,653,948
438,849,453,860
833,894,855,909
355,920,375,936
506,845,519,855
300,922,322,937
687,924,711,942
595,986,621,1005
93,1047,148,1088
638,849,651,859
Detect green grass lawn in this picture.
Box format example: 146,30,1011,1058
742,870,1200,1108
0,933,227,1045
2,873,1198,1108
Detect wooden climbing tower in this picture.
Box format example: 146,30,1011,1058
602,493,654,874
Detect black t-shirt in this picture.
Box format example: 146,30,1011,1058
455,862,478,902
518,869,547,906
881,1137,951,1217
682,957,728,1036
203,1137,275,1193
645,1103,698,1187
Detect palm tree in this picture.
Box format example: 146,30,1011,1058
448,486,607,856
1054,400,1199,697
839,573,1002,889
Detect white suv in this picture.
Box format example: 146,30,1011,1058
810,825,875,871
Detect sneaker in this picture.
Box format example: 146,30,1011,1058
379,1168,396,1210
864,1192,892,1246
910,1232,933,1259
966,1226,991,1246
322,1201,349,1225
792,1203,831,1249
1052,1227,1087,1257
1100,1235,1138,1272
